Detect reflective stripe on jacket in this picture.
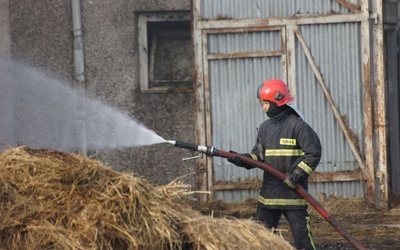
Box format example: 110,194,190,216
251,108,322,210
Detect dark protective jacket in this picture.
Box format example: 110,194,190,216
249,107,322,210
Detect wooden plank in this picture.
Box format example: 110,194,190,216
372,0,388,210
212,171,365,191
207,50,283,60
192,0,209,203
360,0,375,203
336,0,361,13
198,13,367,30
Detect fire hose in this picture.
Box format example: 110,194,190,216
167,140,368,250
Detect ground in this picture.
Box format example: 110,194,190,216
190,193,400,250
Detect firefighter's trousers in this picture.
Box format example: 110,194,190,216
256,206,316,250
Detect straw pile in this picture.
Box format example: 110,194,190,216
308,194,400,249
195,193,400,249
0,146,293,250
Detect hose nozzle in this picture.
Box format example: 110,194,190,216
166,140,216,156
166,140,177,145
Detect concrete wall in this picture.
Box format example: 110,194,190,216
9,0,73,77
6,0,196,187
0,0,10,57
0,0,13,149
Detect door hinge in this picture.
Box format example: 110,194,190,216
369,13,379,25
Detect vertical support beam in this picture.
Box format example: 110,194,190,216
395,1,400,194
192,0,209,203
371,0,388,209
281,27,288,85
202,29,214,202
286,24,297,100
202,32,214,201
360,0,376,203
387,30,400,194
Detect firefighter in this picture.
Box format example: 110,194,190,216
228,78,322,250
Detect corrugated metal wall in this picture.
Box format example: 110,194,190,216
209,23,365,200
207,29,285,201
295,23,365,198
385,0,400,196
200,0,355,19
193,0,385,205
201,0,359,19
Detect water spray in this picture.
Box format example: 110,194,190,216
167,140,368,250
0,59,166,152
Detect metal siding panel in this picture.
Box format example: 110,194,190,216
210,57,281,185
209,56,280,204
208,23,365,201
196,0,372,203
308,181,365,198
208,31,281,54
214,182,366,202
295,23,363,173
215,189,260,202
200,0,355,19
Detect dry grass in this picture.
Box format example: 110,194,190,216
180,216,290,250
194,192,400,249
0,146,293,250
309,194,400,249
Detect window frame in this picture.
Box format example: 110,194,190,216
138,12,191,93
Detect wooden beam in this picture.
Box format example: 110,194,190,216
309,171,364,183
198,13,367,30
212,171,364,191
336,0,361,13
207,50,283,60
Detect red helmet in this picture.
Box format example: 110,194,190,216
257,79,293,106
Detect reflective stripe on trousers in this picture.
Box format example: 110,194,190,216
258,195,308,206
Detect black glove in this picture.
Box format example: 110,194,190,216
228,151,254,170
284,168,307,189
284,173,302,189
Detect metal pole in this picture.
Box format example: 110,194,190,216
71,0,87,155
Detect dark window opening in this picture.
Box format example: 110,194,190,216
147,21,192,89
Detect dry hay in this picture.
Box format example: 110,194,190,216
308,194,400,249
0,146,293,250
194,193,400,249
191,198,258,219
180,216,290,250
